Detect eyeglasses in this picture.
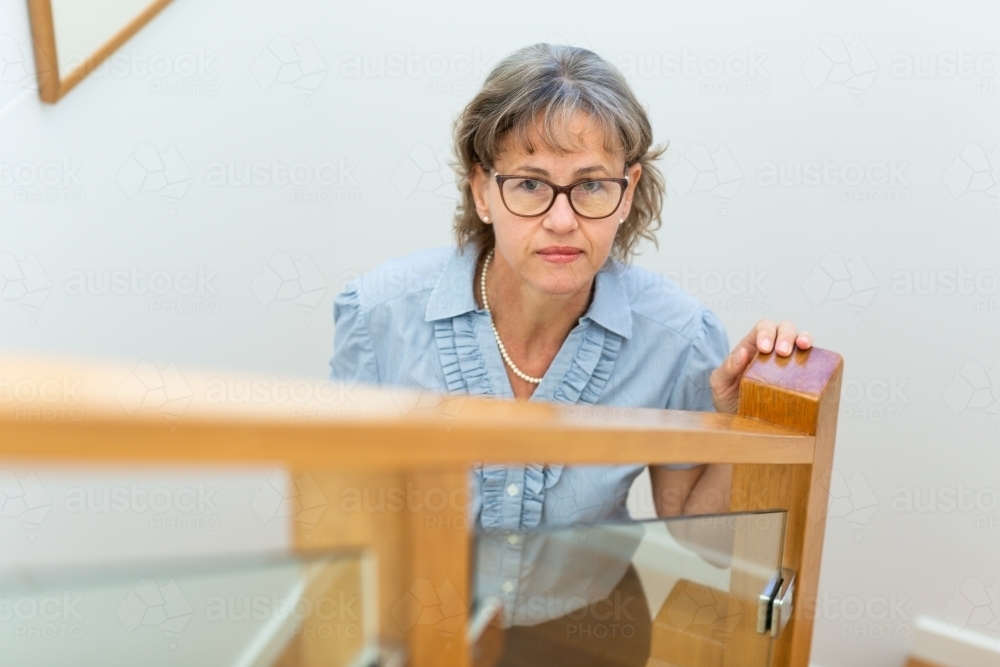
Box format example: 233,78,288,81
493,172,629,219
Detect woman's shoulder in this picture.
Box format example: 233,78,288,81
339,246,456,311
612,260,720,342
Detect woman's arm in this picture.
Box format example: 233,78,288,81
650,464,732,517
653,464,735,568
329,282,380,383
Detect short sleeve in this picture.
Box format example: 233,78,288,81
328,281,380,383
659,307,730,469
666,307,729,412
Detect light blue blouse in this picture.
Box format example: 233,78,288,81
328,246,729,532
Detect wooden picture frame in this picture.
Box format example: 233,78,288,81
26,0,174,103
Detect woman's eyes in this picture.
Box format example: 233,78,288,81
512,178,607,193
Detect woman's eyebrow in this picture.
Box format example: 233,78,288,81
573,165,612,177
508,164,612,177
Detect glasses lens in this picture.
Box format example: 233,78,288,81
570,180,624,218
500,178,555,216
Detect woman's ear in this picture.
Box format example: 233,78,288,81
620,162,643,219
469,163,492,223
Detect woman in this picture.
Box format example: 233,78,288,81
330,44,811,664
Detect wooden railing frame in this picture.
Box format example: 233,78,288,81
0,347,842,667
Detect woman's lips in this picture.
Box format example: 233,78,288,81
537,247,582,263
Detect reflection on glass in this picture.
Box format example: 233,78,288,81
0,551,376,667
472,511,785,667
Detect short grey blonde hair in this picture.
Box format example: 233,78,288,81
452,43,666,262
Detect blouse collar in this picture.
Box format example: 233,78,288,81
424,246,633,340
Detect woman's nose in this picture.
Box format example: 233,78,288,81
542,193,579,233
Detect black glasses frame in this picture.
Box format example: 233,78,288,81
493,172,629,219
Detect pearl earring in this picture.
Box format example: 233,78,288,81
619,217,625,224
483,216,490,223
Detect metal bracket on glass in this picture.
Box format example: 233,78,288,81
757,568,796,637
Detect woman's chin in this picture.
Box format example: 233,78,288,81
529,275,593,299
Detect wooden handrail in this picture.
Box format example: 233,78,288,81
0,354,813,467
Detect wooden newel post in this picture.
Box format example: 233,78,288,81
291,467,470,667
730,347,843,667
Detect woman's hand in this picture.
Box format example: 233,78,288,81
709,319,812,414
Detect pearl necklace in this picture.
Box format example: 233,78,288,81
480,249,544,385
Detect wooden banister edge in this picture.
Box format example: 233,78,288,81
0,417,815,467
0,352,823,468
739,347,844,432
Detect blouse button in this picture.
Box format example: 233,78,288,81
506,484,519,497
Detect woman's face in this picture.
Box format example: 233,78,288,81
471,112,643,299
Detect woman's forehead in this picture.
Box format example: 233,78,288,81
494,111,624,168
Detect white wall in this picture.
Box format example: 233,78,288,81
1,1,998,665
